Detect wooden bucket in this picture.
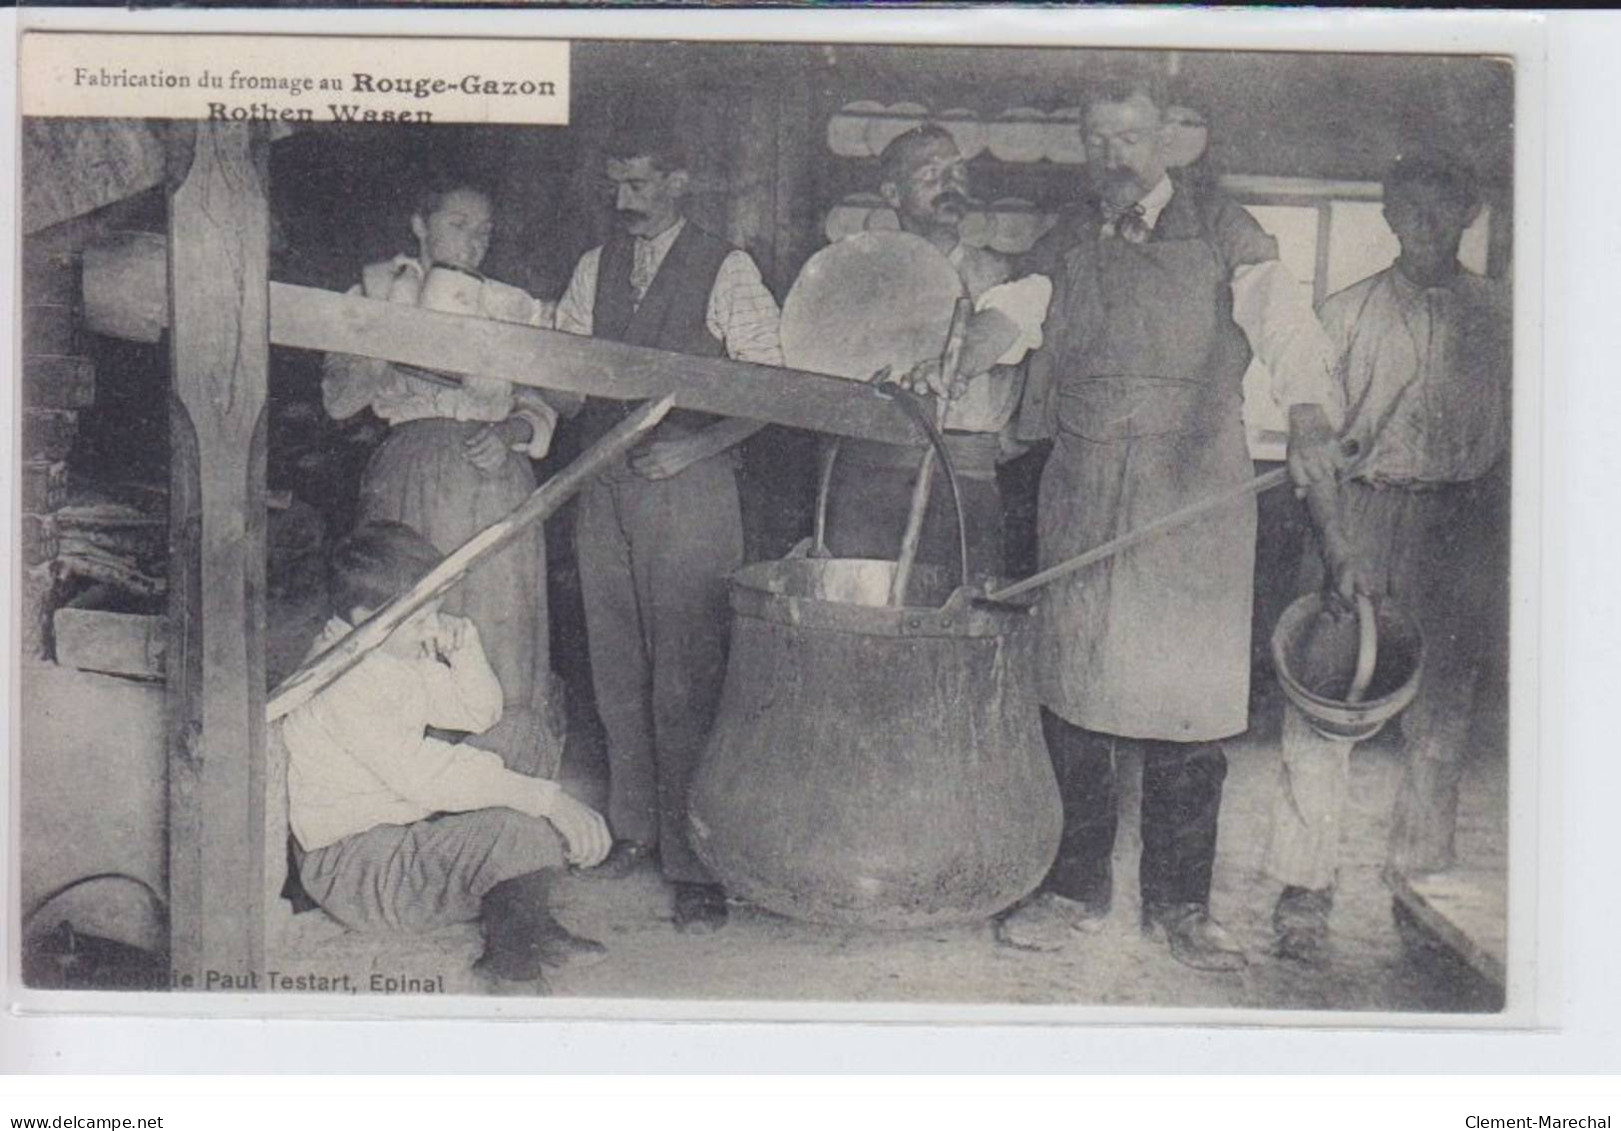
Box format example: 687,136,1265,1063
688,557,1061,929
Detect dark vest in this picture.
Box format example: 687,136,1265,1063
575,221,733,446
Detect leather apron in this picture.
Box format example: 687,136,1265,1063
1036,203,1257,742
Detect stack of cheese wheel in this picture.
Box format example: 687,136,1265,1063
1046,107,1088,164
826,101,885,157
934,108,986,159
987,107,1049,162
865,102,931,156
822,194,906,244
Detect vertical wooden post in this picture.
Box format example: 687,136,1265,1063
771,69,819,297
165,122,272,986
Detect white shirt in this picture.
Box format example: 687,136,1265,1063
554,218,784,366
1320,264,1509,484
321,255,561,458
282,615,559,852
1101,172,1176,238
942,241,1052,434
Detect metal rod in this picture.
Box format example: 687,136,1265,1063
985,465,1292,604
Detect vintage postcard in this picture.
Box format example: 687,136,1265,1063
6,7,1545,1026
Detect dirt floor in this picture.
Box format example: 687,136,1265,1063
270,584,1507,1016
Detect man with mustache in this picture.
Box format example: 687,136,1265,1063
554,125,783,933
822,124,1052,581
998,74,1348,971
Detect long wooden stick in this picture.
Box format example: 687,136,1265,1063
82,236,924,447
889,297,972,606
266,396,674,723
984,465,1292,604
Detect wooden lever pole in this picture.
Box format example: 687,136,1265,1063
266,396,674,723
889,297,973,607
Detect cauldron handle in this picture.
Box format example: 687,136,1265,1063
883,387,971,600
810,437,841,558
807,382,971,599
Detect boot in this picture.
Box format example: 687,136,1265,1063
474,871,606,985
994,891,1111,952
1144,902,1248,973
1271,885,1333,966
672,882,729,933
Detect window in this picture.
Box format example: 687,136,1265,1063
1234,180,1491,460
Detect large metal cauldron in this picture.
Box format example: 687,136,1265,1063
687,557,1062,929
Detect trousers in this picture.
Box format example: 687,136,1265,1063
1040,708,1228,913
1263,473,1509,889
575,453,742,883
299,808,565,934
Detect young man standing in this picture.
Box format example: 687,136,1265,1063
1264,154,1510,964
554,126,783,933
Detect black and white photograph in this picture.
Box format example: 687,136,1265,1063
13,26,1527,1021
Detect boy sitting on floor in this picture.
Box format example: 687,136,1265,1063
281,521,611,988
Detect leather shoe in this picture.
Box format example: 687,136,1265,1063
584,839,654,881
1271,885,1332,966
672,883,729,933
536,926,609,970
1145,903,1248,972
994,892,1110,952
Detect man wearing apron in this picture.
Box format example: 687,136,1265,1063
555,126,783,933
998,76,1346,970
822,124,1052,581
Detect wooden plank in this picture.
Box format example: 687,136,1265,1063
22,119,168,235
53,607,166,681
165,122,272,987
22,117,301,235
82,237,927,447
1391,867,1507,989
20,460,68,513
272,284,922,446
268,397,674,724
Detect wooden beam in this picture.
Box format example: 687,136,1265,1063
165,122,272,987
1390,867,1507,989
270,286,923,447
83,239,928,447
23,118,303,235
22,120,167,236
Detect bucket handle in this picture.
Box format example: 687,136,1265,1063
811,386,971,603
